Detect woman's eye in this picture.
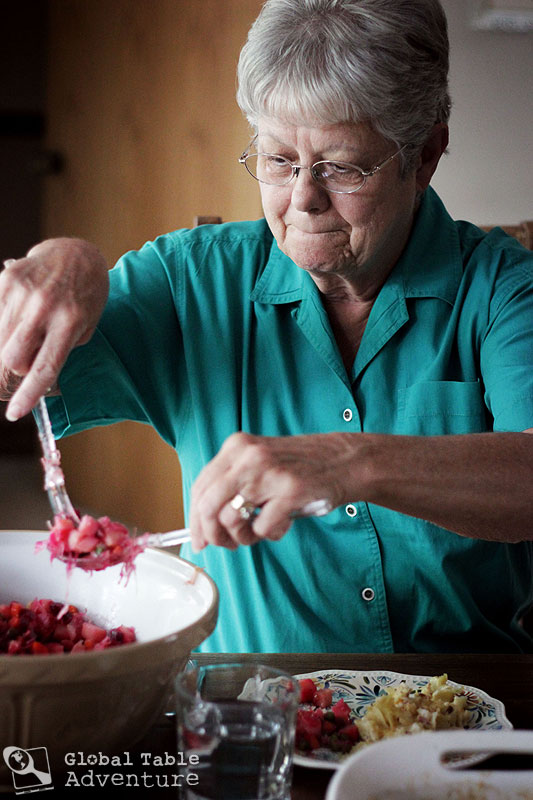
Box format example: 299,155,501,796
266,155,290,167
262,155,292,174
328,162,354,174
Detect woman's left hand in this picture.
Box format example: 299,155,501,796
188,431,360,550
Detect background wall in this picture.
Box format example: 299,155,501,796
43,0,263,532
0,1,47,455
432,0,533,225
4,0,530,534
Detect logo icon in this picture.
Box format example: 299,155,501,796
3,746,53,794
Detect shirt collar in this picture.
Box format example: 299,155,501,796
250,187,463,306
250,234,308,304
395,186,463,306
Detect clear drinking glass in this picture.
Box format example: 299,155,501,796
175,662,299,800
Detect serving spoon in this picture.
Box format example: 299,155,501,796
33,398,332,571
34,396,80,525
46,498,332,572
33,397,191,570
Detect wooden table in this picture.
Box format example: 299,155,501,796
20,652,532,798
195,652,533,800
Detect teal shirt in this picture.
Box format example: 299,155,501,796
48,188,533,653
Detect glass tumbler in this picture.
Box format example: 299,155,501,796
175,661,299,800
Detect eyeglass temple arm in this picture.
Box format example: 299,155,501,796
365,144,408,177
238,134,259,163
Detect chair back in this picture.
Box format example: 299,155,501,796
193,215,223,227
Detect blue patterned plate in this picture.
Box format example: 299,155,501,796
293,669,512,770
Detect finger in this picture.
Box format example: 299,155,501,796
1,295,88,378
218,501,263,546
0,366,22,403
1,314,46,377
0,282,27,354
0,269,60,369
251,501,294,541
188,447,233,531
190,461,265,551
0,309,22,362
190,476,242,551
189,439,251,547
5,321,79,420
190,520,239,552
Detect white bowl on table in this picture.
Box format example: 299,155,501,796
326,730,533,800
0,529,218,788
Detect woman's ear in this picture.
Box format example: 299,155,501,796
415,123,449,192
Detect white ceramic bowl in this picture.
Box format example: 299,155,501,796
325,731,533,800
0,530,218,785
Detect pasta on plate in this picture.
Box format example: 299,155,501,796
357,674,469,744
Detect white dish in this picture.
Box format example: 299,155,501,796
0,530,218,789
294,669,512,770
325,730,533,800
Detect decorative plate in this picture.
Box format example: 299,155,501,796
293,669,512,770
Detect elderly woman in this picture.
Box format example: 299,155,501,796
1,0,532,654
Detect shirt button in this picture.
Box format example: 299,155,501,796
342,408,353,422
345,504,357,517
361,587,375,602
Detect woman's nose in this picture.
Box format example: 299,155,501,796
290,167,330,213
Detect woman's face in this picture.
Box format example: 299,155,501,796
256,118,419,289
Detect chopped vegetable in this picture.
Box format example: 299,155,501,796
296,678,359,755
0,598,136,655
37,514,147,579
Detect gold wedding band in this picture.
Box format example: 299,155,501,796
230,493,256,521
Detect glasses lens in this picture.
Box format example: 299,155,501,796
314,161,365,192
245,154,293,185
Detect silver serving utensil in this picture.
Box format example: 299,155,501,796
119,497,333,551
32,398,333,570
53,498,333,571
34,396,80,525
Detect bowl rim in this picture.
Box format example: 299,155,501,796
0,530,219,676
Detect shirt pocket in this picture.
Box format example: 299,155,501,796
398,380,487,435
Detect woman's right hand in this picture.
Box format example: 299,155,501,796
0,237,109,421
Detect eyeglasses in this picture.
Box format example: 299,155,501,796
239,136,407,194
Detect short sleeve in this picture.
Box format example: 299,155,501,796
480,252,533,432
50,234,188,446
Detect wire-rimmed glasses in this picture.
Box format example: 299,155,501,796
238,136,407,194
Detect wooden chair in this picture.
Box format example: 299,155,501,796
193,215,222,227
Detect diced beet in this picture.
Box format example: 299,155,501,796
313,688,333,708
0,597,136,655
296,689,359,758
31,641,50,655
296,709,323,738
332,698,352,723
299,678,316,704
77,515,101,538
338,723,360,742
81,622,107,643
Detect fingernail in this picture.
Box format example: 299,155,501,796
6,403,22,422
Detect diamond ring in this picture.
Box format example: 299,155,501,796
230,493,257,521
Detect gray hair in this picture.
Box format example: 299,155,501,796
237,0,451,172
